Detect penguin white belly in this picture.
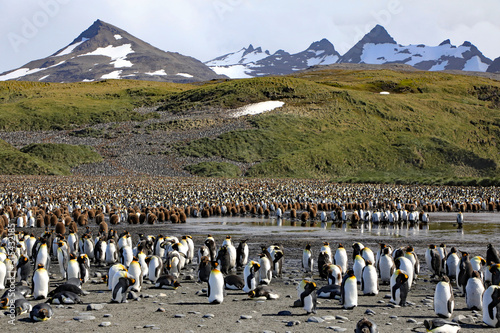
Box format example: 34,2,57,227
446,255,459,279
148,257,161,282
353,259,365,284
334,250,347,273
67,260,80,280
483,285,500,327
84,240,94,259
243,267,257,293
362,265,378,295
33,269,49,299
343,277,358,309
111,271,129,292
379,256,394,284
227,245,236,269
128,263,143,292
121,246,133,268
398,257,414,288
0,262,6,289
208,270,224,304
303,294,315,313
434,281,454,318
105,244,117,264
259,257,272,285
466,277,484,310
107,264,125,290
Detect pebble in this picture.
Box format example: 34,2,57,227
174,314,186,318
306,316,323,323
99,322,111,327
74,315,96,321
286,320,300,326
156,308,165,312
240,315,252,319
144,324,156,328
336,315,349,321
365,309,376,316
407,318,417,323
390,315,398,319
203,314,215,319
188,311,201,315
278,310,292,316
87,304,104,311
322,315,336,321
103,314,113,318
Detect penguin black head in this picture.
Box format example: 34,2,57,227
37,263,45,269
345,269,355,277
471,270,481,279
323,241,329,246
439,243,446,248
440,275,451,283
460,251,469,257
252,262,261,271
450,247,457,254
429,244,436,249
0,298,8,309
248,290,256,298
305,244,311,250
173,281,181,289
338,243,344,249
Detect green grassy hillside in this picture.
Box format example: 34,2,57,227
170,71,500,181
0,140,102,175
2,69,500,182
0,80,191,130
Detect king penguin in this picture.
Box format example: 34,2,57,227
302,244,313,273
425,244,442,278
340,269,358,309
30,303,53,321
243,260,260,293
390,269,409,306
207,262,224,304
434,275,454,318
423,319,461,333
457,251,473,295
299,280,317,314
445,247,460,281
378,247,394,285
466,270,485,310
236,239,249,269
361,260,379,296
355,318,378,333
334,243,348,274
483,284,500,327
32,264,49,300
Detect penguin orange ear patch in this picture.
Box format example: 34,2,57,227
404,274,408,279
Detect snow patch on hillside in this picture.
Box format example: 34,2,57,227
232,101,285,117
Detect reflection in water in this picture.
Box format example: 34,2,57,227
186,213,500,243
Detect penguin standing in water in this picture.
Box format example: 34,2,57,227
466,270,485,310
456,212,464,229
340,269,358,309
457,251,473,295
378,247,394,285
299,280,317,314
243,261,260,293
434,276,454,318
236,239,249,269
390,269,409,306
361,261,379,296
483,285,500,327
445,247,460,281
334,243,348,274
302,244,313,273
207,262,224,304
32,264,49,300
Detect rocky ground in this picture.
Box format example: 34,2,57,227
0,108,253,177
4,219,497,333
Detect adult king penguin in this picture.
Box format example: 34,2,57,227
434,276,454,318
208,262,224,304
340,269,358,309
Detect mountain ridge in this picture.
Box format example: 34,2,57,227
0,19,224,83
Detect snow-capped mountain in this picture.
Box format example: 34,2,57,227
208,25,494,78
338,25,492,72
206,39,341,78
0,20,223,83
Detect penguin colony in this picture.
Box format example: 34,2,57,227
0,177,498,331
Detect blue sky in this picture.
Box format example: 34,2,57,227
1,0,499,73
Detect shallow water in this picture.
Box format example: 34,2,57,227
178,212,500,249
